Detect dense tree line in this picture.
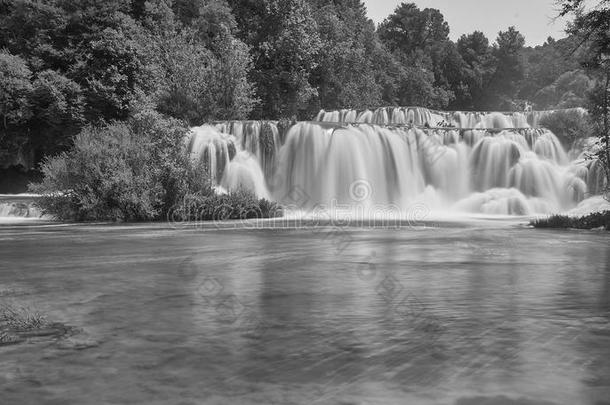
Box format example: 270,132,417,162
0,0,255,170
0,0,598,173
557,0,609,191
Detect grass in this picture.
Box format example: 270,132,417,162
531,210,610,230
0,303,48,332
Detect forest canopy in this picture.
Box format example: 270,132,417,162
0,0,598,171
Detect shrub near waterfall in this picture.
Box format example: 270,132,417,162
30,111,195,221
29,111,281,222
538,109,593,148
531,211,610,230
168,189,282,225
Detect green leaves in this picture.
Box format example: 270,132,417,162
0,52,33,129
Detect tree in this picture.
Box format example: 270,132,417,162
307,0,384,112
0,51,33,167
148,0,256,124
228,0,321,118
431,41,469,110
0,0,258,172
558,0,610,193
456,31,495,109
485,27,526,109
0,0,67,72
29,70,85,158
378,3,449,55
517,35,588,109
0,51,32,131
377,3,457,108
532,70,593,108
152,28,256,124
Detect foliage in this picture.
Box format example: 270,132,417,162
378,3,457,109
229,0,321,119
0,0,256,173
2,0,607,188
0,51,32,130
559,0,610,190
29,111,206,221
151,28,256,125
170,189,283,222
29,69,85,156
520,37,586,108
539,109,593,147
0,302,48,331
455,31,495,109
532,70,593,108
308,1,383,113
485,27,526,109
531,210,610,230
378,3,449,55
28,109,282,222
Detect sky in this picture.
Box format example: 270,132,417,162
362,0,572,46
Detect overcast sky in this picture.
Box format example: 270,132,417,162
362,0,572,46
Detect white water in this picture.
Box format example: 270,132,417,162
185,108,606,217
0,194,43,221
316,106,587,130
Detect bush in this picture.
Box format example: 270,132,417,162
539,109,593,148
170,188,283,222
29,110,212,221
0,303,47,332
531,210,610,230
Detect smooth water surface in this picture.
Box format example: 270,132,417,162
0,220,609,405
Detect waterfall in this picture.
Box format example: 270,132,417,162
189,108,606,216
187,125,271,199
316,107,569,130
212,121,282,182
0,195,42,219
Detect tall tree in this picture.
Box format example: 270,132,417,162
456,31,495,110
486,27,526,109
378,3,449,55
307,0,384,112
0,51,33,166
228,0,321,119
148,0,256,124
377,2,457,108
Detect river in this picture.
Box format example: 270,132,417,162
0,219,608,405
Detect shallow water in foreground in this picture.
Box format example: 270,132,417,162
0,220,609,405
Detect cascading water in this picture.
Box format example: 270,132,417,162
187,123,276,199
212,121,282,181
316,106,587,130
188,107,607,217
0,195,42,220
